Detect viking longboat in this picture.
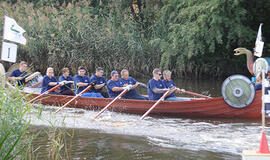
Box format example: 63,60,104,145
2,50,268,119
18,73,261,119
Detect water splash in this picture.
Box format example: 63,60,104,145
26,105,264,156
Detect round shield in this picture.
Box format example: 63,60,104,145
253,57,270,76
221,74,255,108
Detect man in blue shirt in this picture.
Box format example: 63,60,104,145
89,67,108,97
8,61,29,87
41,67,59,94
120,69,148,100
162,70,190,101
148,68,172,100
74,66,103,98
107,70,128,98
59,67,74,96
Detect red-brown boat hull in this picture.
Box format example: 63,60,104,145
26,90,262,119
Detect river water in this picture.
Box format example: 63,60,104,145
26,78,266,160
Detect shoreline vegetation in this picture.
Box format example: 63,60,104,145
0,85,73,159
0,0,270,79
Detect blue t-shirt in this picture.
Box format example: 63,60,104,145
89,74,106,93
120,77,137,97
59,75,73,92
41,75,58,93
148,78,166,100
74,75,91,94
107,79,124,98
162,79,176,98
10,69,27,86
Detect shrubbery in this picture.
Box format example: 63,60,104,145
0,0,269,78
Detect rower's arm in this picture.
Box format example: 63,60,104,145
131,82,139,89
76,82,89,87
112,86,125,92
48,82,58,86
8,76,23,81
94,83,105,89
152,88,169,93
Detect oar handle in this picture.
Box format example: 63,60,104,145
140,90,171,120
184,91,211,99
54,85,92,114
93,88,129,119
27,83,61,104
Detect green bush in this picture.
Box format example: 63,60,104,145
0,0,269,78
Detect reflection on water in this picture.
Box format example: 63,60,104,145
27,105,265,160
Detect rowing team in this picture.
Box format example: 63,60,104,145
8,61,190,101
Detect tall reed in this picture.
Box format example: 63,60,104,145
0,85,33,159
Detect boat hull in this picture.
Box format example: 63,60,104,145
26,90,262,119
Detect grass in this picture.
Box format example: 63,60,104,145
0,84,74,159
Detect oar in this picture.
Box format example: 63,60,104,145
54,84,92,114
93,87,130,119
26,83,61,104
138,82,147,88
184,90,211,99
140,90,171,120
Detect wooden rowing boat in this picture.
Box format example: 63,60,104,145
2,63,262,119
24,90,262,119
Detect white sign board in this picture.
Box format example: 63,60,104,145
3,15,26,45
1,42,17,63
254,40,264,57
254,23,263,57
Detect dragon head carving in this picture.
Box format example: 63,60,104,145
234,48,253,56
233,47,254,75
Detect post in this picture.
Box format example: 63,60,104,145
0,16,6,88
262,70,265,132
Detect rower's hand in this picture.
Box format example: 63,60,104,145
124,84,133,91
59,81,67,86
67,81,74,84
90,80,97,87
17,77,24,80
180,89,185,93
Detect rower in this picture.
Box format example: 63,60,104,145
89,67,108,98
74,66,103,98
41,67,60,94
119,69,148,100
8,61,28,87
59,67,74,96
162,70,190,101
107,70,128,98
147,68,175,100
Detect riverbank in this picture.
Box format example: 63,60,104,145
1,1,269,78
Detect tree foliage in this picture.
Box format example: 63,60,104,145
0,0,269,78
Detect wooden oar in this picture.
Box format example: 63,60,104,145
26,83,61,104
140,90,171,120
93,88,129,119
184,90,211,99
54,84,92,114
138,82,147,88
